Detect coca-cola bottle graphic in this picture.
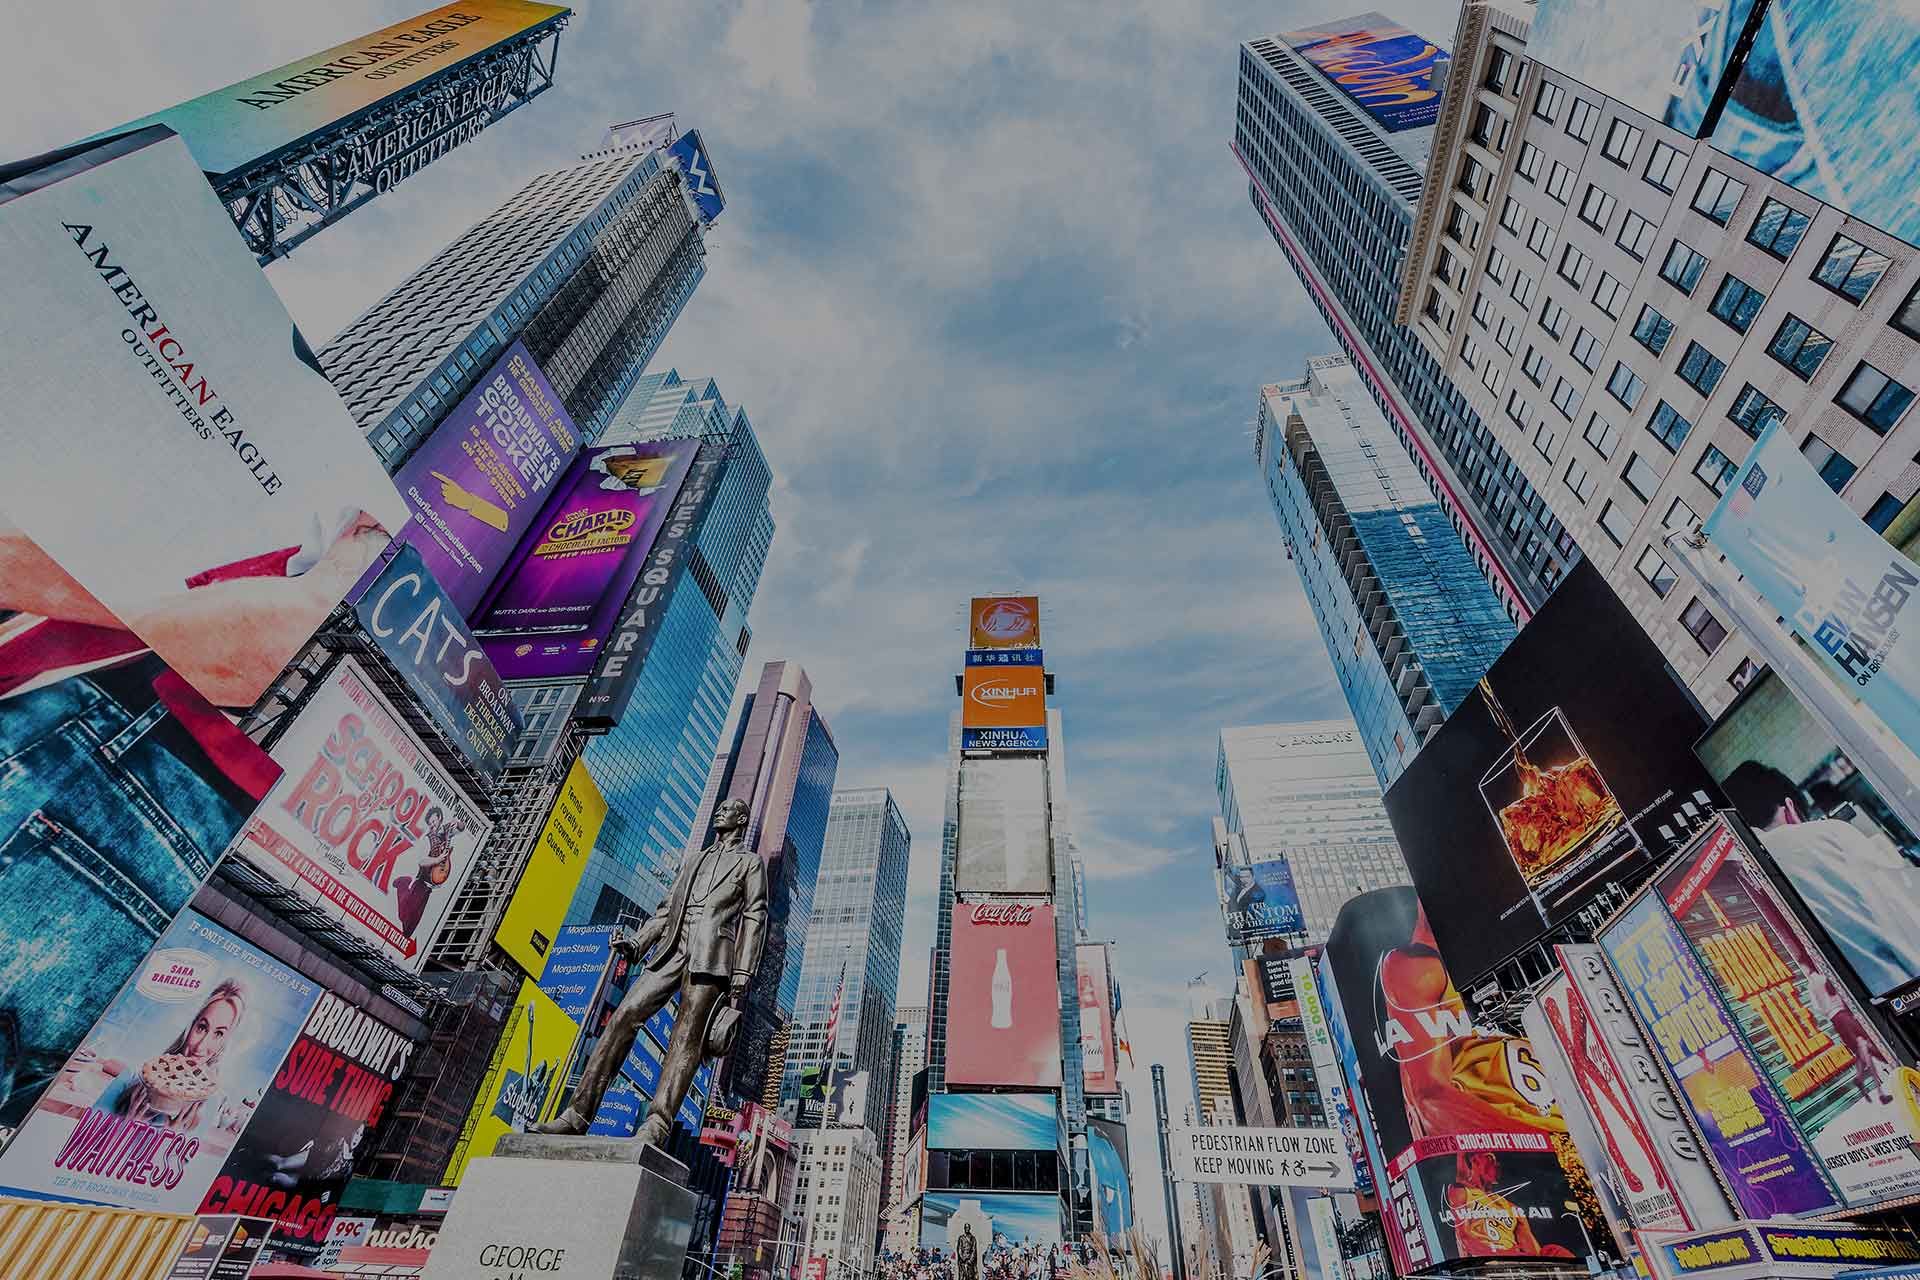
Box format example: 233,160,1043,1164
1079,971,1106,1075
991,948,1013,1029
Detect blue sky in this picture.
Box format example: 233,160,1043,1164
7,0,1463,1254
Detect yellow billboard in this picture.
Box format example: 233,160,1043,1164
443,979,579,1184
496,758,606,978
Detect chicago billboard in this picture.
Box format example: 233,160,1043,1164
1323,887,1596,1274
0,130,409,711
956,757,1051,893
1076,944,1118,1096
1696,670,1920,999
495,758,605,979
198,992,414,1264
1280,14,1448,133
1221,858,1306,944
392,340,582,620
969,596,1040,649
233,658,492,970
1654,819,1920,1208
927,1093,1057,1151
0,910,320,1212
1384,559,1723,987
351,542,521,785
477,440,698,680
443,978,578,1184
961,661,1047,752
944,902,1062,1088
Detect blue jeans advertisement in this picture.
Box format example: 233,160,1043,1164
0,655,273,1139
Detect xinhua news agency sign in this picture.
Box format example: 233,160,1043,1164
1169,1124,1355,1190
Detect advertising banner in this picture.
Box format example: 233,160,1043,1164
927,1093,1057,1151
0,131,410,711
956,757,1052,893
961,665,1047,752
969,597,1041,649
1323,887,1595,1274
443,978,577,1184
1654,819,1920,1208
351,541,521,785
1598,892,1838,1217
1640,1220,1920,1280
668,130,726,223
1076,944,1118,1095
1707,421,1920,761
1310,955,1378,1198
1169,1124,1355,1189
1696,670,1920,999
534,925,615,1023
1384,559,1723,987
162,1214,275,1280
1087,1117,1132,1241
495,758,605,979
1280,14,1448,133
1548,946,1734,1235
1525,0,1747,138
0,651,280,1136
944,902,1062,1088
1222,858,1306,944
198,991,414,1264
477,440,698,680
796,1068,870,1128
392,341,581,620
234,658,491,969
96,1,567,180
919,1192,1063,1252
0,910,320,1211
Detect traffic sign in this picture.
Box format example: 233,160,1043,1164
1168,1124,1355,1189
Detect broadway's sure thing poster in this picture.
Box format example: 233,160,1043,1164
0,911,319,1211
198,992,415,1264
1654,819,1920,1208
233,658,491,969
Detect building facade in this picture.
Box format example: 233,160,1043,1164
795,1126,885,1279
1397,3,1920,720
882,1006,929,1218
1258,360,1516,785
1234,19,1569,620
784,789,912,1132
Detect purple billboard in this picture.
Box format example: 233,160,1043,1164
1281,13,1448,134
392,341,582,618
476,440,698,681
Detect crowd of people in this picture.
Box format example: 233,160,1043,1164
877,1240,1099,1280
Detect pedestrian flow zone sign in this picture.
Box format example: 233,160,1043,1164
1169,1124,1356,1190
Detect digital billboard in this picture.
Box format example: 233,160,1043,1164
495,758,605,979
1287,956,1374,1198
0,130,409,711
0,910,319,1211
443,978,578,1184
1654,819,1920,1208
535,924,616,1023
920,1192,1062,1252
0,651,279,1137
961,662,1047,752
392,340,582,620
1696,669,1920,999
1323,887,1597,1274
927,1093,1057,1151
944,902,1062,1088
94,2,569,181
1076,944,1118,1096
351,541,521,785
233,658,492,970
1384,559,1724,987
1311,954,1385,1203
1598,891,1839,1217
1087,1118,1132,1242
198,992,414,1264
1526,0,1750,138
1279,14,1448,134
969,596,1040,649
668,130,725,223
956,757,1052,893
1221,858,1306,944
477,440,698,681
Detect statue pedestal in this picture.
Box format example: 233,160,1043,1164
420,1137,696,1280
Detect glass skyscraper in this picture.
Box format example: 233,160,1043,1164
783,788,911,1134
1259,357,1515,786
1233,22,1568,619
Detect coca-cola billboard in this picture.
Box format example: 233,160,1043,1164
946,901,1061,1088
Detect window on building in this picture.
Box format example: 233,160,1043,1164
1644,140,1686,192
1527,217,1556,260
1635,546,1678,596
1617,211,1657,260
1578,184,1616,231
1472,291,1495,327
1664,495,1701,531
1836,361,1916,433
1598,500,1635,546
1708,274,1766,333
1631,304,1673,355
1545,160,1576,204
1647,401,1693,451
1690,168,1747,224
1592,271,1629,319
1486,46,1516,91
1748,198,1811,258
1499,197,1527,234
1565,456,1596,502
1584,412,1620,458
1534,418,1561,460
1567,97,1600,141
1470,103,1501,146
1511,269,1538,307
1487,246,1512,283
1607,361,1646,409
1728,384,1786,438
1601,118,1643,166
1422,287,1456,332
1516,143,1543,183
1866,491,1907,533
1551,375,1581,419
1495,314,1520,354
1571,327,1603,371
1660,240,1709,293
1505,389,1532,428
1558,243,1592,287
1459,156,1490,198
1437,246,1464,287
1767,315,1833,379
1535,79,1566,122
1814,234,1894,303
1539,297,1569,339
1693,444,1739,495
1445,204,1478,247
1677,341,1727,396
1482,361,1508,395
1623,451,1663,501
1801,432,1858,492
1681,597,1729,653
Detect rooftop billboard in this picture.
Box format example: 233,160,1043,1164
1221,857,1305,944
944,901,1062,1089
961,660,1047,753
956,756,1052,893
969,596,1040,649
1280,13,1448,134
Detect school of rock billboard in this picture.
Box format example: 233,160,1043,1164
232,658,492,970
943,901,1062,1089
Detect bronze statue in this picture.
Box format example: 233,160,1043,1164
955,1222,980,1280
534,796,766,1146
